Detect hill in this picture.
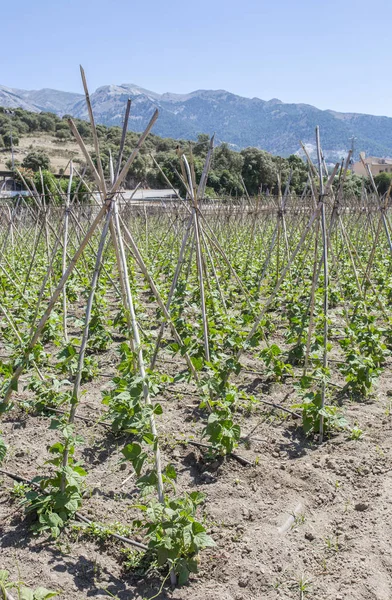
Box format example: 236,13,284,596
0,107,316,197
1,83,392,160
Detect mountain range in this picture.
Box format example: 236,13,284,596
1,82,392,160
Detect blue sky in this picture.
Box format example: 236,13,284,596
2,0,392,116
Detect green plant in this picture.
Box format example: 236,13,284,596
0,434,6,464
260,344,294,382
297,573,311,597
0,570,58,599
293,372,347,435
56,341,99,382
23,419,86,538
25,376,71,413
11,482,31,499
338,313,387,397
102,376,154,433
87,313,113,352
339,352,381,397
102,345,169,433
22,150,50,172
292,513,306,527
349,425,364,440
196,359,242,456
324,535,340,553
202,406,241,456
135,492,215,584
122,441,215,584
42,311,63,344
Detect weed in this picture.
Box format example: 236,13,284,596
10,482,30,500
292,513,306,527
324,535,340,553
350,425,364,440
297,573,311,596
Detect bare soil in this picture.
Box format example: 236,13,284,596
0,133,92,172
1,344,392,600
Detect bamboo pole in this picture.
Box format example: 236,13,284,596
119,215,198,380
115,98,132,181
149,213,194,370
113,214,165,506
61,203,114,490
316,126,329,443
182,155,210,361
62,161,73,341
2,199,111,405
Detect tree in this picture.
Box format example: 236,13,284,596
284,154,308,194
55,121,69,132
240,147,277,195
21,114,39,132
55,129,71,141
32,169,58,196
340,171,363,198
22,150,51,172
213,143,244,173
218,169,243,196
194,133,210,157
155,138,177,152
59,176,89,203
374,172,392,195
38,114,56,132
3,133,19,148
128,154,147,181
76,120,91,138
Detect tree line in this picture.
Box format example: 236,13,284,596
1,106,389,199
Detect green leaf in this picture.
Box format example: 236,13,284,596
177,561,190,585
72,465,87,477
182,524,192,548
121,443,146,475
33,589,58,600
142,432,155,445
64,498,79,513
47,512,63,527
191,356,204,371
164,464,177,482
156,546,168,566
189,491,206,505
192,521,205,534
122,443,141,460
207,412,219,424
19,588,34,600
48,442,64,454
0,437,7,464
193,531,216,550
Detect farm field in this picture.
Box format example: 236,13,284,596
1,192,392,599
1,91,392,600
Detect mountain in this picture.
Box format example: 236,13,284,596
0,85,40,112
1,82,392,159
17,88,83,114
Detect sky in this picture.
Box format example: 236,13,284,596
2,0,392,116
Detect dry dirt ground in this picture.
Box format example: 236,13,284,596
1,341,392,600
0,133,92,172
